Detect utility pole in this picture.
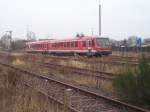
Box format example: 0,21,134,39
91,28,94,35
5,30,12,51
26,25,29,40
99,0,101,36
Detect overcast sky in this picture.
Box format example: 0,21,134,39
0,0,150,40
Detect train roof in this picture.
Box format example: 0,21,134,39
26,36,109,44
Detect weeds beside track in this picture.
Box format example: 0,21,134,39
0,62,149,112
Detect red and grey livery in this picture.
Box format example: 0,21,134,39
26,36,112,57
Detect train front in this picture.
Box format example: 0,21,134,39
94,37,112,56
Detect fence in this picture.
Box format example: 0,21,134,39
112,46,150,58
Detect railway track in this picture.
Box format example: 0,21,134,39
0,52,139,66
0,52,115,81
0,61,149,112
24,84,78,112
26,53,139,65
41,62,114,81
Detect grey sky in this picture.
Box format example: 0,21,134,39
0,0,150,40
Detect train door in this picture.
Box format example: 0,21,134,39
46,43,49,50
82,41,87,49
82,40,88,55
87,39,95,56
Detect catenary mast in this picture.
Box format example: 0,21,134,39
99,0,101,36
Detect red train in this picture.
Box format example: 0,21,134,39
26,36,112,57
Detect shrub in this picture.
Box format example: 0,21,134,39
113,56,150,105
113,66,138,100
137,57,150,103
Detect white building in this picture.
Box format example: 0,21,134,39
1,33,12,50
127,36,138,47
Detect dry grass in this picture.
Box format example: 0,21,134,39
0,65,70,112
4,56,115,93
1,54,132,98
12,58,26,66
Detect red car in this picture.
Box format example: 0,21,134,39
26,36,112,57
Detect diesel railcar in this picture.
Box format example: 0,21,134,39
26,36,112,57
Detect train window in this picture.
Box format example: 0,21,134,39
58,43,61,48
61,42,63,47
55,43,58,48
48,43,51,48
89,41,91,47
54,43,56,48
82,41,86,47
96,38,109,48
52,43,54,47
92,40,94,46
89,40,94,47
60,43,63,47
64,42,67,47
56,43,59,48
75,41,78,47
71,42,74,47
55,43,57,48
67,42,70,47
